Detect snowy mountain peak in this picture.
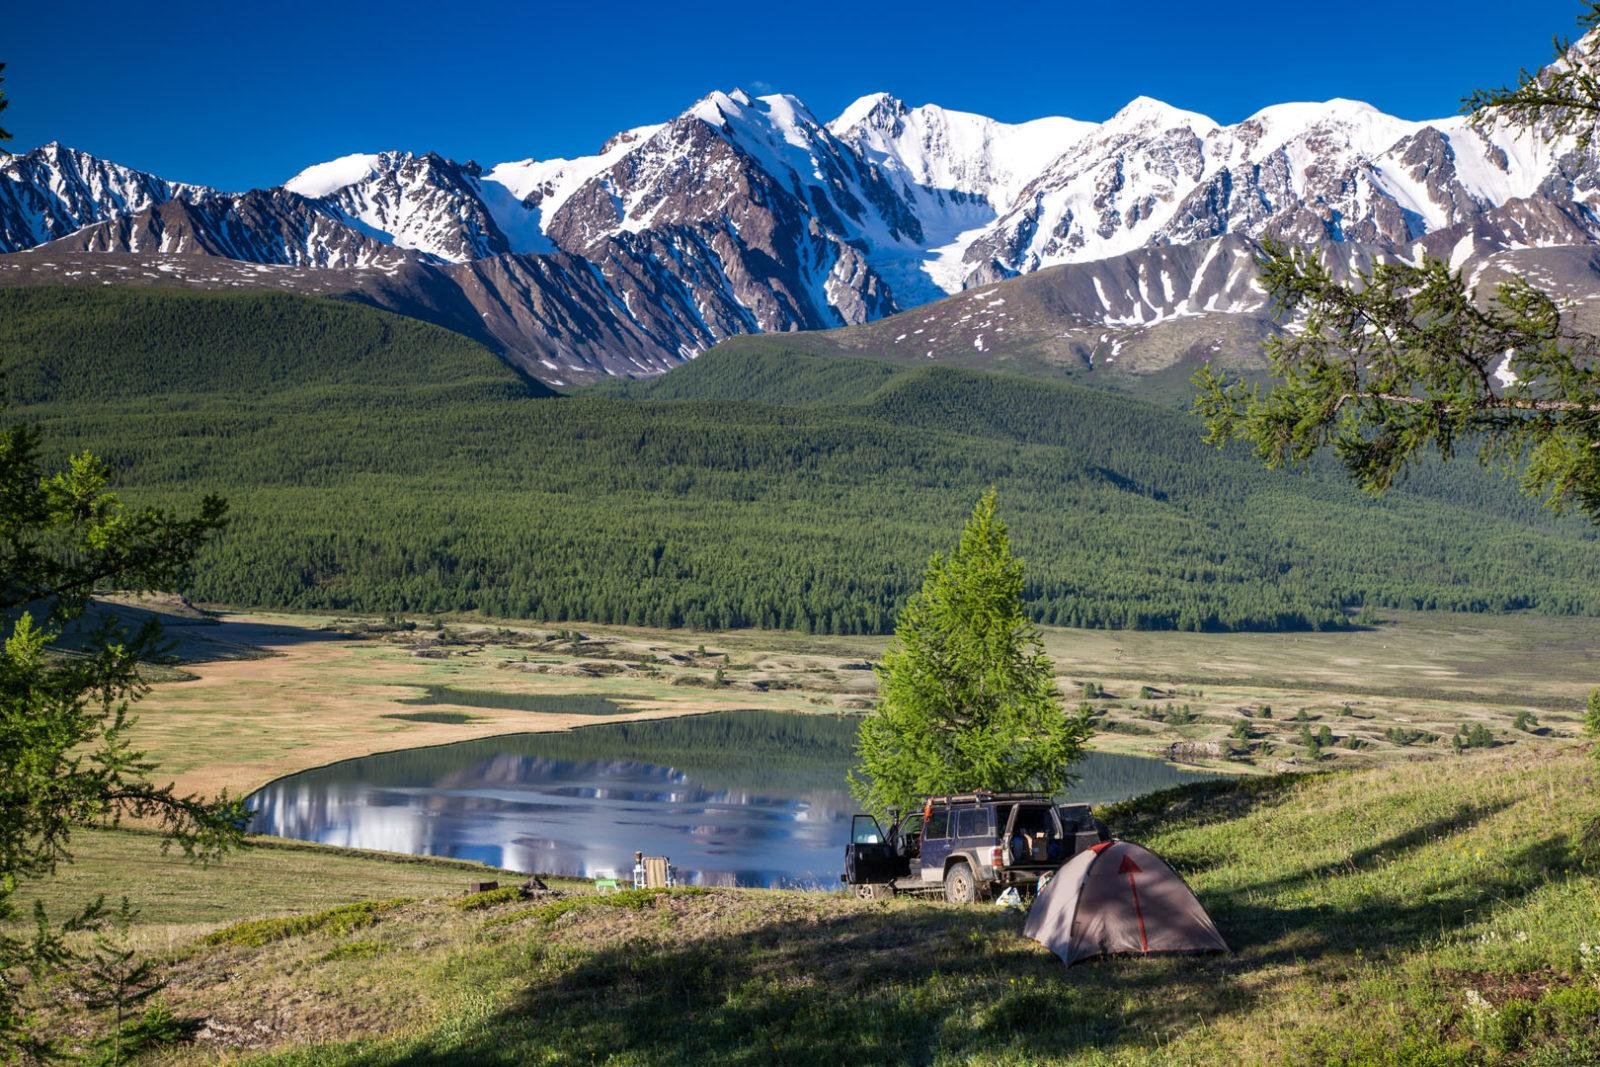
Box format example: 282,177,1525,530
283,152,384,198
0,143,214,251
7,73,1600,388
830,92,905,133
598,123,665,156
690,89,759,126
1235,99,1422,158
1106,95,1219,133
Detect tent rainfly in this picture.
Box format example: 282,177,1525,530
1023,840,1228,967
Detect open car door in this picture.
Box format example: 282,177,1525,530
843,814,896,885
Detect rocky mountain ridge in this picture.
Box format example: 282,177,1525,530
5,70,1600,386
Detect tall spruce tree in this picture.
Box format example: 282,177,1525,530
850,490,1091,815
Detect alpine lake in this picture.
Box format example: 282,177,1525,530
246,701,1220,888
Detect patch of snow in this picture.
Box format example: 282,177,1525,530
1494,350,1518,387
284,153,382,197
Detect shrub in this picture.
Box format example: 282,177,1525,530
111,1003,185,1062
1485,997,1535,1053
1384,727,1433,747
1159,704,1198,726
1512,710,1539,733
1455,722,1495,750
1585,688,1600,738
202,899,409,948
1535,984,1600,1039
451,886,524,910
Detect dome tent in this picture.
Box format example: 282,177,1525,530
1023,840,1228,966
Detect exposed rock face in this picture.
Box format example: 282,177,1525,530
0,143,211,251
38,189,417,269
545,91,909,336
306,151,518,262
7,45,1600,385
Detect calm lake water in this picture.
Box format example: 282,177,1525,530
246,709,1218,888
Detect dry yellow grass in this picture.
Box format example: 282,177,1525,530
128,607,1600,798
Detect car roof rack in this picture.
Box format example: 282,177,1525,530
922,790,1055,806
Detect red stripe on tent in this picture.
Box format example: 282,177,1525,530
1119,853,1149,953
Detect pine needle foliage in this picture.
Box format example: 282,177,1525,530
1194,7,1600,523
850,491,1092,815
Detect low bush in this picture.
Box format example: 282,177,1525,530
1384,727,1435,747
202,899,409,948
451,886,525,910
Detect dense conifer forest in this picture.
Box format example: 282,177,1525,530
6,285,1598,634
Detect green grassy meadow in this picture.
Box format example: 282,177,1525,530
27,745,1598,1064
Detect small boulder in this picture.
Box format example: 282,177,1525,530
1165,740,1225,764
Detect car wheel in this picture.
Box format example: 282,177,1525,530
855,883,894,901
943,862,978,905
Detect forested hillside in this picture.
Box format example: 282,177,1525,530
6,286,1599,634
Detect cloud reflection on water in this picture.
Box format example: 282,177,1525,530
248,752,857,888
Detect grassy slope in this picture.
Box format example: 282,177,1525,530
18,830,526,928
0,285,549,402
44,746,1593,1065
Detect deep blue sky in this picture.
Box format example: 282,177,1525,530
3,0,1589,190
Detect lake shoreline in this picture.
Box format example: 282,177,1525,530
243,710,1225,886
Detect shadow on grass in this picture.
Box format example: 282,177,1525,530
1103,773,1311,877
319,786,1576,1065
1106,773,1309,835
1210,821,1569,967
369,904,1252,1066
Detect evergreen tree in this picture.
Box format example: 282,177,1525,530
850,490,1092,815
1194,8,1600,522
66,899,174,1065
0,72,242,1048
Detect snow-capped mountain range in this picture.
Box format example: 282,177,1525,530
4,75,1600,386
